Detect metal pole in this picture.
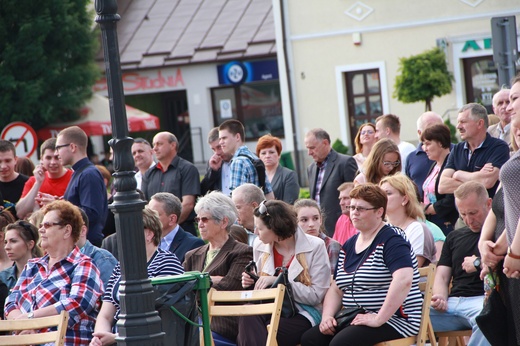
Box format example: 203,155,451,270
94,1,164,345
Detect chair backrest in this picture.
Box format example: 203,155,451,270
0,310,69,346
374,263,437,346
207,284,285,346
416,263,437,346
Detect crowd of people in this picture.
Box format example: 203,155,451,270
0,78,519,345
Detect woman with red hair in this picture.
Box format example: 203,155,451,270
256,134,300,204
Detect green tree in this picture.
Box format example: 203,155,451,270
0,0,99,129
394,47,453,111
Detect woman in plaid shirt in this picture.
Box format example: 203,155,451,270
5,200,102,346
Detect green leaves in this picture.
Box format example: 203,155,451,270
0,0,99,129
394,47,454,111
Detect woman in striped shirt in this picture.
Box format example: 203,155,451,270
301,183,423,346
90,207,184,346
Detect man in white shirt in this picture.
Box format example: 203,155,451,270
375,114,416,169
487,89,511,145
131,138,155,190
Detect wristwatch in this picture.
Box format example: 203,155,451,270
27,312,34,319
473,257,481,271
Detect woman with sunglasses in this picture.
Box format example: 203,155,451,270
380,174,436,267
238,200,331,346
301,183,422,346
183,191,253,345
0,220,43,290
353,123,377,171
91,207,184,346
354,138,401,185
5,200,102,345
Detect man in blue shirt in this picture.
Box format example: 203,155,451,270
56,126,108,246
148,192,204,263
439,103,509,199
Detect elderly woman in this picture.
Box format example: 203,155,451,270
5,200,102,345
294,198,341,274
0,220,43,290
354,138,401,185
256,134,300,204
91,207,184,346
353,123,377,171
421,124,458,235
183,191,253,344
301,183,423,346
381,174,436,267
238,200,331,346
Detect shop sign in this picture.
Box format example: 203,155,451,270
217,60,279,85
461,38,492,52
94,69,185,93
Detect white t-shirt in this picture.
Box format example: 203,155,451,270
403,221,436,264
398,141,416,169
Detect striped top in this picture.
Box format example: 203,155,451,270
104,247,185,321
335,224,423,337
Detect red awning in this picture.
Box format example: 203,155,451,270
37,94,160,139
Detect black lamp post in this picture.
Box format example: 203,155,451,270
94,1,164,345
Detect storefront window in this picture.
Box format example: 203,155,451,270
463,56,499,114
211,81,284,140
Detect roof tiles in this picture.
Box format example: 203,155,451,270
99,0,276,70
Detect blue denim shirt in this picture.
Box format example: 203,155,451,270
0,265,17,290
81,240,118,289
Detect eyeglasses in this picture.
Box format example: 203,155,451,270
347,205,378,213
40,221,66,229
258,200,270,216
55,143,70,151
195,216,214,224
360,130,374,135
382,161,400,167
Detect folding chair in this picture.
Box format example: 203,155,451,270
206,284,285,346
0,310,69,346
375,263,437,346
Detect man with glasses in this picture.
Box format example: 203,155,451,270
55,126,107,247
16,138,73,219
438,103,509,198
305,128,357,235
487,89,512,145
148,192,203,263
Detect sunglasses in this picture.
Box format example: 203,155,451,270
195,216,214,224
40,221,66,229
348,205,378,213
258,200,270,216
382,161,400,167
360,130,374,135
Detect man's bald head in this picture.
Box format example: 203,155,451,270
417,111,443,136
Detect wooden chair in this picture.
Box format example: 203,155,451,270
375,263,437,346
436,330,472,346
205,284,285,346
0,310,69,346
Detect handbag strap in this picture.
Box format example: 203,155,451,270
351,232,379,307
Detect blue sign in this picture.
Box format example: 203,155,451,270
217,60,279,85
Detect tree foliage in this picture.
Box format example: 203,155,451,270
394,47,454,111
0,0,99,129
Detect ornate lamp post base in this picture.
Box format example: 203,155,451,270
95,1,164,345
